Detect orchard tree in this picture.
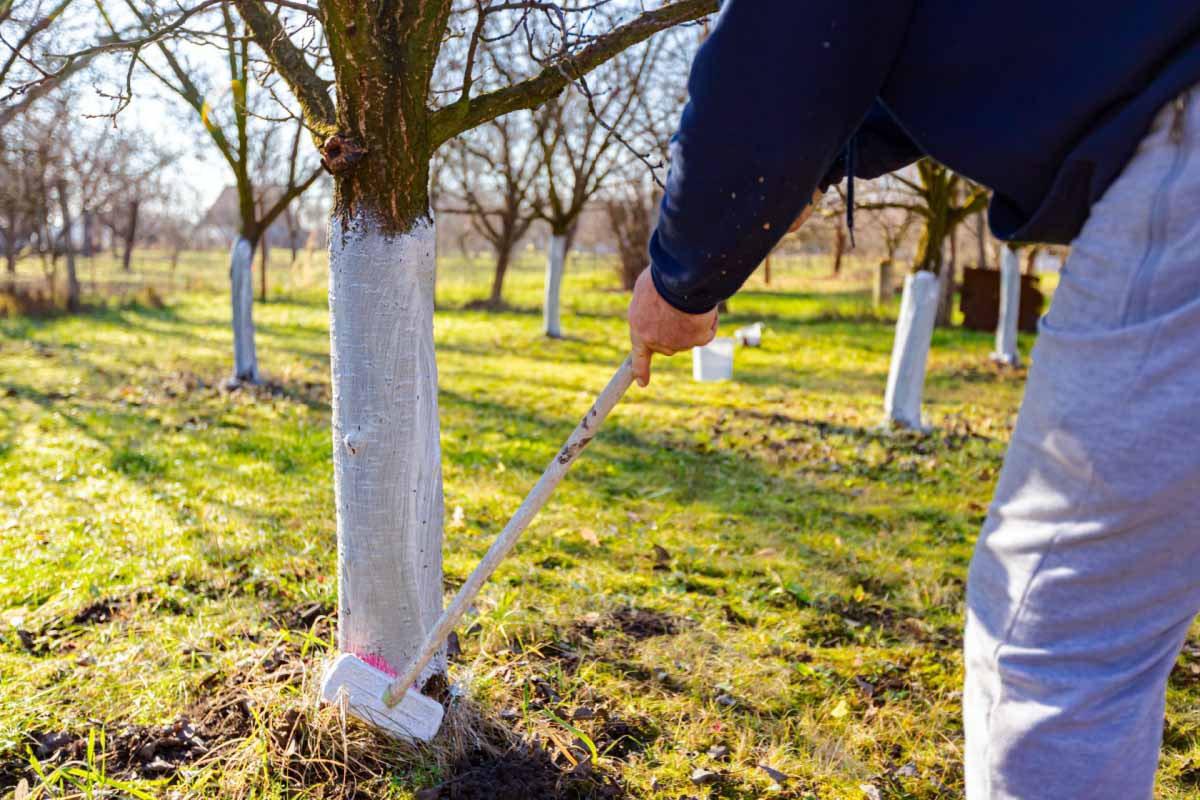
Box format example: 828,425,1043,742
108,2,323,383
440,111,542,308
530,34,663,336
229,0,718,681
859,158,988,325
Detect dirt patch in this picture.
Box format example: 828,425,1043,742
594,716,657,760
72,598,122,625
419,747,623,799
274,600,334,636
2,719,211,788
571,607,684,642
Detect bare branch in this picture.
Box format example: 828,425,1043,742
429,0,715,149
234,0,335,138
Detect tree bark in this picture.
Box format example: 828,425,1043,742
991,245,1021,367
327,212,445,681
229,236,259,383
55,181,80,312
543,231,568,338
884,271,939,429
874,259,893,307
489,243,512,308
259,236,269,302
832,223,846,276
122,199,139,272
935,228,957,326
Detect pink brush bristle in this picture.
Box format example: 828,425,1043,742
358,652,398,678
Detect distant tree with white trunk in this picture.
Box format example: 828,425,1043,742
231,0,718,682
530,34,664,336
101,2,322,383
852,162,988,428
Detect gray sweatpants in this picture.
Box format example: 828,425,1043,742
965,86,1200,799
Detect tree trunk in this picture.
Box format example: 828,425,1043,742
56,182,80,312
975,208,988,270
873,259,893,307
831,223,846,276
327,213,445,682
229,236,259,383
80,210,94,258
122,200,139,272
259,236,269,302
489,243,512,308
763,253,772,286
991,245,1022,366
543,231,568,338
884,271,940,429
935,228,957,327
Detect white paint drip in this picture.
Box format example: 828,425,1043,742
992,246,1022,367
884,271,940,430
230,237,259,382
328,212,445,683
543,233,567,338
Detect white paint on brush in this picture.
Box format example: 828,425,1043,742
884,271,940,430
328,212,445,684
230,236,259,383
543,233,567,338
991,246,1022,367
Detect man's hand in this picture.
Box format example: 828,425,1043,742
627,267,718,387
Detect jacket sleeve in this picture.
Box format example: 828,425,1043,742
649,0,916,313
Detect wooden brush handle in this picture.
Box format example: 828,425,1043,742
384,355,635,707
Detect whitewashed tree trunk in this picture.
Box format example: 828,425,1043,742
543,232,567,338
328,213,445,683
230,237,259,383
884,271,940,429
991,245,1022,367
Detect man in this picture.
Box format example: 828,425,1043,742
627,3,1200,798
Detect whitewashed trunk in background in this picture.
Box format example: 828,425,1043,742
884,271,940,429
991,245,1022,367
328,213,445,683
229,237,259,383
543,233,567,338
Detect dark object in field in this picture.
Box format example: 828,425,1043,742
418,746,622,799
572,607,681,641
960,267,1044,333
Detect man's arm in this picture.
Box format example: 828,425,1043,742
648,0,917,314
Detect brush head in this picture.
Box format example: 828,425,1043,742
320,653,445,742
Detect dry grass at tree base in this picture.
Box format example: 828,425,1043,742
2,251,1199,799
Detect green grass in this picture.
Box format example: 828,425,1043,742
1,251,1197,799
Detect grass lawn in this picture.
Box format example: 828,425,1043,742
2,251,1197,799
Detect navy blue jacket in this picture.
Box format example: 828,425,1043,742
649,1,1200,313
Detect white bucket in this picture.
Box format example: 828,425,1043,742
693,337,735,382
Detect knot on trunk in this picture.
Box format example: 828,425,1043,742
321,135,367,175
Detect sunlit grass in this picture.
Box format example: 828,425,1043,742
2,251,1197,798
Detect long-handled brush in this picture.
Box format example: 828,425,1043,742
321,355,635,741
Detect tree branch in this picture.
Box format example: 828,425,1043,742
429,0,715,149
234,0,336,139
